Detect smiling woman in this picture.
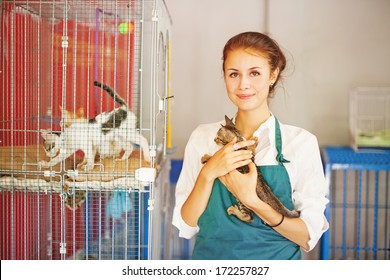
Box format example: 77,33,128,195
172,32,329,260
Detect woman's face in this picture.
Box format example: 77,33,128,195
224,48,278,113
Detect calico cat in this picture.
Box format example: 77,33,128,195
201,115,300,223
59,105,124,167
39,81,151,171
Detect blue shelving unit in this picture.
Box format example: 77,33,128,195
320,146,390,260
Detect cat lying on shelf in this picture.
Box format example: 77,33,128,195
39,81,151,171
201,115,300,223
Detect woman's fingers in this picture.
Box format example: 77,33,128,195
231,159,252,170
229,139,256,151
204,139,256,179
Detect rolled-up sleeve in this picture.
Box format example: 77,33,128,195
292,134,329,251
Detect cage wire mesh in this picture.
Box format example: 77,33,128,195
328,169,390,260
0,0,173,260
349,88,390,150
322,147,390,260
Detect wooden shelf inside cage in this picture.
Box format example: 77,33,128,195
0,145,151,182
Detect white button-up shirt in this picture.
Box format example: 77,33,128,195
172,115,329,251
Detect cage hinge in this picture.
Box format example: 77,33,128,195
135,168,156,183
152,9,158,22
43,170,56,177
159,95,174,112
159,99,164,111
148,199,155,211
66,170,79,177
149,145,157,158
62,36,68,48
60,242,66,255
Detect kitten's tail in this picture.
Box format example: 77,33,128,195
93,81,128,107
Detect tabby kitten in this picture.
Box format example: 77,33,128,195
201,115,300,223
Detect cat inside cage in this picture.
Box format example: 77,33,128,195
0,0,172,260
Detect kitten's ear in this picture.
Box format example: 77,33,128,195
60,107,73,127
40,129,50,140
224,115,234,125
40,129,59,141
59,105,69,117
76,107,84,118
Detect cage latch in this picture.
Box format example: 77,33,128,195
135,168,156,183
66,170,79,177
159,99,164,111
60,242,66,255
43,170,56,177
149,145,157,158
159,95,174,112
148,199,155,211
152,9,158,22
62,36,68,48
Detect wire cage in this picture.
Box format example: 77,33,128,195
350,88,390,150
321,147,390,260
0,0,173,260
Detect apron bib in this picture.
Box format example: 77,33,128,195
192,118,301,260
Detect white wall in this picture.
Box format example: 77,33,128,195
268,0,390,147
165,0,266,157
165,0,390,158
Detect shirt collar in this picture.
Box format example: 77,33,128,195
230,113,275,144
252,113,275,142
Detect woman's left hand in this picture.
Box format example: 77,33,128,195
219,161,259,207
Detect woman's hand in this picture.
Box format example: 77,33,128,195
220,161,311,251
200,139,255,183
181,138,255,228
219,161,259,207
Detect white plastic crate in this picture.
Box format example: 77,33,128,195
350,88,390,149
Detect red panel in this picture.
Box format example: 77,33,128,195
0,3,135,143
0,3,135,260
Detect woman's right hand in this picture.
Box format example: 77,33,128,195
200,139,255,183
181,138,255,227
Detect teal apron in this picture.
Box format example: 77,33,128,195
192,118,301,260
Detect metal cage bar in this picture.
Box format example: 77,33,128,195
1,0,172,260
321,146,390,260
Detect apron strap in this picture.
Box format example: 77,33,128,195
275,118,290,165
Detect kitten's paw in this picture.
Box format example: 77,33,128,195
227,205,253,223
286,210,300,218
142,155,151,162
238,205,254,222
251,136,259,145
248,136,258,154
38,160,50,169
227,205,239,215
76,158,87,170
121,151,132,160
83,163,95,171
238,212,253,223
201,154,211,164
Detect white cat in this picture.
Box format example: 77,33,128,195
39,81,151,171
